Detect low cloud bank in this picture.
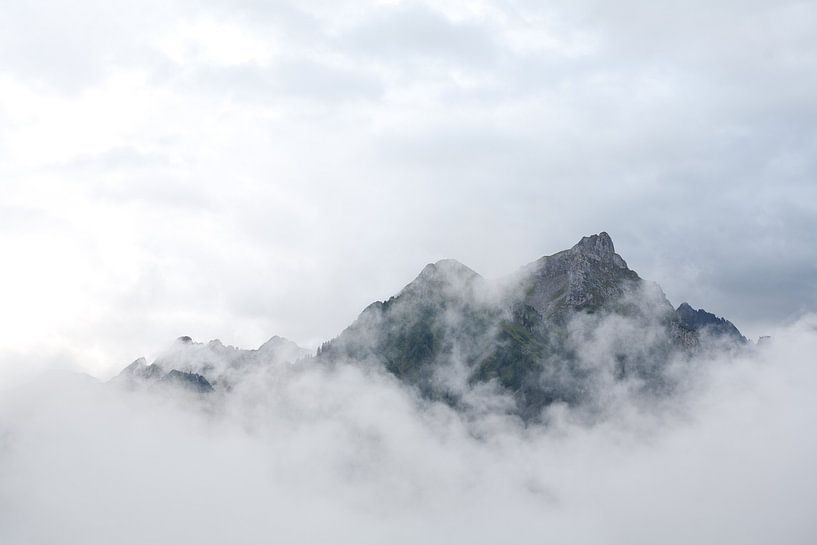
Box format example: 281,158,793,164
1,317,816,545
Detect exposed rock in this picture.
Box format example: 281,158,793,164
160,370,214,393
512,232,644,325
676,303,747,343
572,232,628,268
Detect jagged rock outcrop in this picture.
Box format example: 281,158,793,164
513,232,642,321
676,303,747,344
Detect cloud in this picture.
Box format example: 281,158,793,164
1,316,816,544
340,3,501,68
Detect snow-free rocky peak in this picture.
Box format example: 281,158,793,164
399,259,482,299
570,231,628,268
517,232,641,321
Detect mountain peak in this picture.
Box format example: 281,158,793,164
114,357,164,382
677,302,694,312
419,259,477,277
403,259,481,295
570,232,627,268
572,231,614,256
257,335,311,362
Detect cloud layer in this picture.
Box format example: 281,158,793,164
1,316,816,544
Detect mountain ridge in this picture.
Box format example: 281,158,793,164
117,232,748,420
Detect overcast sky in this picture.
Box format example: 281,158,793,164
1,0,816,382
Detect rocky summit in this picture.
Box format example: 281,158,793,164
117,232,747,420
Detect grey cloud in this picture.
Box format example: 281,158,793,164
340,3,501,68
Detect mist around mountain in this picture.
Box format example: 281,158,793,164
116,233,751,423
3,233,814,545
113,335,311,393
316,232,748,420
2,316,815,545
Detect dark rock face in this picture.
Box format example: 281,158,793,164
161,370,214,393
318,233,747,419
676,303,747,344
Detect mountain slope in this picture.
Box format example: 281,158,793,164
317,259,499,398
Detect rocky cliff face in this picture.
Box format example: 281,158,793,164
514,232,641,320
676,302,747,344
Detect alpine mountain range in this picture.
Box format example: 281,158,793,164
116,232,750,419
